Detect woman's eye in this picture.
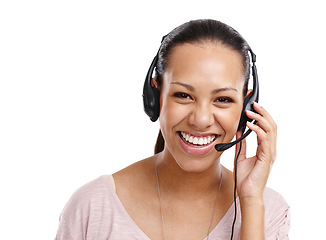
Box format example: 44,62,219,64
216,97,233,103
173,92,192,99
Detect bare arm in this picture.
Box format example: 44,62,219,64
240,197,265,239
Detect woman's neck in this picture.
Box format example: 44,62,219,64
155,150,223,199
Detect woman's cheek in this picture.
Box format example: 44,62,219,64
215,108,241,140
160,100,187,124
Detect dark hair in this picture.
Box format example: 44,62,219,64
154,19,251,154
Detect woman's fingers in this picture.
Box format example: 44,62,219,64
246,121,271,160
246,103,276,134
245,102,277,162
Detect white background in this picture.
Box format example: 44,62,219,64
0,0,325,239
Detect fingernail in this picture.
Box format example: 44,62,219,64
247,121,254,127
254,101,261,107
246,110,254,115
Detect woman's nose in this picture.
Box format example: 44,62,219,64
188,103,214,130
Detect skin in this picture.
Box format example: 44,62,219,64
114,42,277,240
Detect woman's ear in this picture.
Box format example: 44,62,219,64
151,78,158,89
245,89,253,98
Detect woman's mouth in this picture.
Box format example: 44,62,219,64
177,131,220,155
179,131,217,146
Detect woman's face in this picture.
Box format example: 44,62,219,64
158,42,246,172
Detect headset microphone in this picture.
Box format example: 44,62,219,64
215,121,257,151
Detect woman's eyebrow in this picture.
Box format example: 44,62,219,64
170,81,194,91
171,81,237,94
211,87,238,94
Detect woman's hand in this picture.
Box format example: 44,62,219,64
235,102,277,200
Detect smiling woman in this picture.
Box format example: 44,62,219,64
55,19,290,240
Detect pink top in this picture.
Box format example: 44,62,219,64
55,175,290,240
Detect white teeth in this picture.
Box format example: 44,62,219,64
189,136,194,143
180,132,216,146
203,138,208,145
185,134,189,141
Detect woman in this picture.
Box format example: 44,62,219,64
55,19,290,240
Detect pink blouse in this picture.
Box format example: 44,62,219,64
55,175,290,240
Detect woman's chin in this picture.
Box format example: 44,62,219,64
174,157,219,174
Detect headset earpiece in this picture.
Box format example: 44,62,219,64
237,49,259,131
143,54,160,122
143,36,167,122
237,95,252,131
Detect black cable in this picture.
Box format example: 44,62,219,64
230,133,244,240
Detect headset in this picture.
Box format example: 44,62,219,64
143,37,259,151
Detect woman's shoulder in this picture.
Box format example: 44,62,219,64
113,156,156,191
263,187,290,211
263,187,290,239
67,155,155,204
66,175,113,204
59,175,116,221
56,175,117,239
